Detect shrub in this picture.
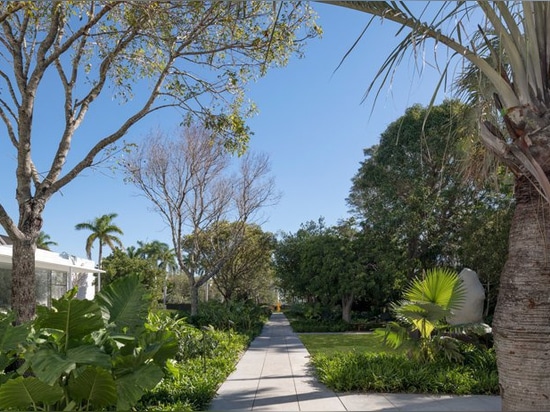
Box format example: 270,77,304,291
311,348,498,395
189,300,270,337
138,317,249,411
0,275,178,411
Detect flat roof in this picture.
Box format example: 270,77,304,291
0,245,105,273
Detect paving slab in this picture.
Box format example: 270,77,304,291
209,313,502,411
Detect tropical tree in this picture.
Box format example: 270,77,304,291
74,213,124,268
135,240,178,306
322,1,550,408
36,231,57,251
0,2,318,324
101,248,165,306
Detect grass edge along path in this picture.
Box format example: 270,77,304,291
299,332,499,395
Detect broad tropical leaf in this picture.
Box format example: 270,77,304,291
95,274,149,333
0,313,30,371
35,297,104,349
0,376,63,409
0,313,30,352
26,346,75,385
374,321,408,349
139,329,179,366
396,302,451,323
116,363,164,411
66,345,112,369
68,366,117,409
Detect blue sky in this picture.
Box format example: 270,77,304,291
2,3,449,261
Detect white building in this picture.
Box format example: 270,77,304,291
0,236,104,311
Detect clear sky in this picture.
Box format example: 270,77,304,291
1,3,448,261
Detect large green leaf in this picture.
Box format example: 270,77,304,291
68,366,117,409
0,313,30,352
116,363,164,411
67,345,112,369
140,329,179,366
0,376,63,409
35,297,104,349
95,275,149,333
27,346,75,385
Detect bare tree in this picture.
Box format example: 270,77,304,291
125,125,279,315
0,1,318,323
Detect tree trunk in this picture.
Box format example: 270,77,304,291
190,283,199,316
493,176,550,410
11,237,37,324
341,294,353,323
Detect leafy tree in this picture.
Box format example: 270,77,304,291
0,2,318,324
125,126,279,315
74,213,124,268
274,218,393,322
348,101,513,320
36,231,57,251
101,248,164,306
136,240,178,273
324,2,548,407
185,222,276,304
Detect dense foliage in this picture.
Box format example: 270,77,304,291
274,218,398,322
347,100,513,319
312,346,498,395
0,275,178,411
0,278,269,411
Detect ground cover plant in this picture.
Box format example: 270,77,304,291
298,268,498,396
139,301,270,411
310,346,498,395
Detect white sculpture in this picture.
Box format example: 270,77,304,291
447,268,485,325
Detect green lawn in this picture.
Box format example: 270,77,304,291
298,332,406,356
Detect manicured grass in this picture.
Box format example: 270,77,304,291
298,332,406,356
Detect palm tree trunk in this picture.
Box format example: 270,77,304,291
11,237,37,324
493,176,550,410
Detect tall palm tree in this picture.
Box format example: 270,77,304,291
320,2,550,409
75,213,123,268
136,240,178,272
36,231,57,251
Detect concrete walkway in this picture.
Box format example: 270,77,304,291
209,312,502,411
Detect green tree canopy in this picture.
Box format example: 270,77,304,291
347,100,513,304
183,221,276,304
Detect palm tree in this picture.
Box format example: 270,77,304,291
321,2,550,409
136,240,178,306
75,213,123,268
377,268,467,363
36,231,57,251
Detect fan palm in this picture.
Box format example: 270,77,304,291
75,213,123,268
319,2,550,409
377,268,466,362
